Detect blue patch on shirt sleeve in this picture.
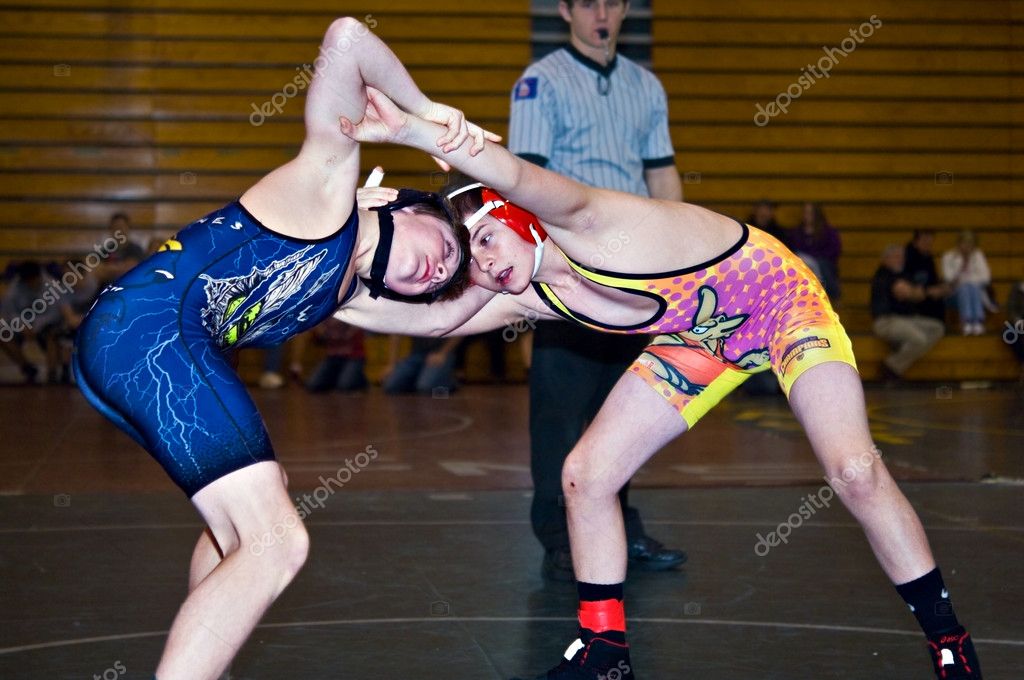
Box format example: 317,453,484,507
513,77,539,101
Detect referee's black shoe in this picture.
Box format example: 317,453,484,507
627,536,686,572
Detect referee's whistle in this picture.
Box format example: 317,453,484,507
597,28,610,63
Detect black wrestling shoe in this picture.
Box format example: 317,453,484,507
541,548,575,583
627,536,686,572
927,626,982,679
511,634,634,679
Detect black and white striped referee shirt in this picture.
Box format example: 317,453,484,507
508,43,676,196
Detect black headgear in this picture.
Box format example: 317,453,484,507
361,189,467,304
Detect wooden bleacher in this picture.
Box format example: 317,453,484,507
0,0,531,380
0,0,527,262
653,0,1023,381
0,1,1020,382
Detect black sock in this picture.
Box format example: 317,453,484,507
577,581,623,603
895,567,961,636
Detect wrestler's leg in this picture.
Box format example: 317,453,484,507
157,462,308,680
788,361,981,678
562,371,687,584
188,468,289,593
788,361,932,580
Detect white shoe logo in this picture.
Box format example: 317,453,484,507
940,649,955,666
564,638,585,661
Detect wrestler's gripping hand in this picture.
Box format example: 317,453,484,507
415,98,502,155
340,87,499,156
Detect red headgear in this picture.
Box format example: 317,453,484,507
447,183,548,278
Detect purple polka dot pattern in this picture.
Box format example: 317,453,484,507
553,225,853,421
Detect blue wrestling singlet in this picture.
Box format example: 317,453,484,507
74,201,359,496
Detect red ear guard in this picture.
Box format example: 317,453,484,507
476,187,549,245
449,183,548,245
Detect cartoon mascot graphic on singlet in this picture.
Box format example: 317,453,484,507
642,286,771,396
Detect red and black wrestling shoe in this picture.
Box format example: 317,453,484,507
511,632,634,680
927,626,982,679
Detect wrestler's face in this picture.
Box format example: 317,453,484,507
387,209,462,297
467,215,534,294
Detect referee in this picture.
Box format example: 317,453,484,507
509,0,686,582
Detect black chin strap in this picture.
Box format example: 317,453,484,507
365,207,395,300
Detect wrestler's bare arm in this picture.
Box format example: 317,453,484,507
335,285,558,337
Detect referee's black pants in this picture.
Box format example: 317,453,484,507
529,321,652,553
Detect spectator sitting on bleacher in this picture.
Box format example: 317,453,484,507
1006,278,1024,381
747,199,789,247
306,318,368,393
98,212,147,285
113,211,150,253
0,261,64,383
789,202,842,301
903,229,951,323
941,230,993,336
871,245,945,380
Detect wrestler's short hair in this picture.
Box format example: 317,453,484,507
440,172,486,224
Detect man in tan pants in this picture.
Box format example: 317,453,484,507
871,244,949,377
